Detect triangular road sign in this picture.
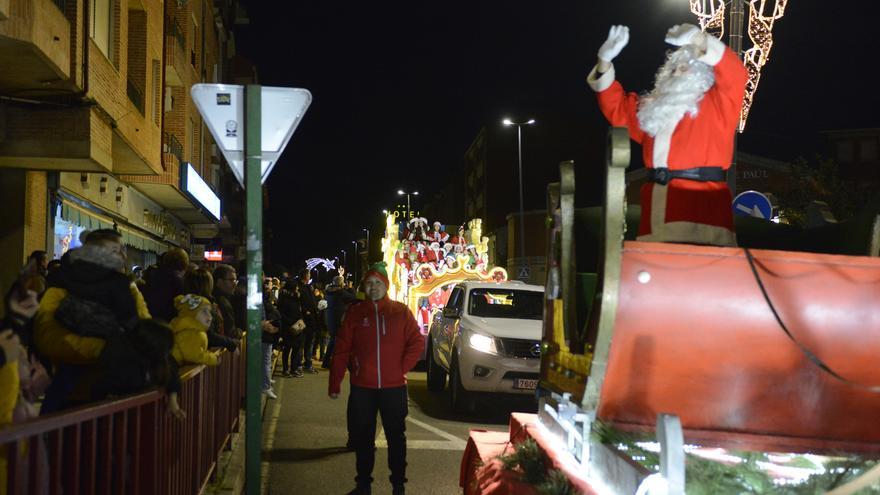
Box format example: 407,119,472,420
191,84,312,187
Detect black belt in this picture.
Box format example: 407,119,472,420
647,167,726,185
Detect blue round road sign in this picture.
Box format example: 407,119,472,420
732,190,773,220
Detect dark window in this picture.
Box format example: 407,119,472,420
468,289,542,320
447,288,463,311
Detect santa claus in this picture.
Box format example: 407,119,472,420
416,301,431,334
587,24,747,246
428,241,445,268
428,221,450,245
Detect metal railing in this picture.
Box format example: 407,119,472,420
167,16,186,54
127,79,145,115
0,346,246,495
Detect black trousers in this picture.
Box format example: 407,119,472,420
349,385,408,487
280,332,301,372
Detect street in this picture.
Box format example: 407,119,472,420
264,362,537,495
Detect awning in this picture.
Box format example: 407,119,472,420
59,198,169,255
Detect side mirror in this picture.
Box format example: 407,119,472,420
442,306,461,319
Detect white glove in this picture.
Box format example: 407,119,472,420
597,25,629,63
664,23,701,46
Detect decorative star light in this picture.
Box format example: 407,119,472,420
305,257,337,271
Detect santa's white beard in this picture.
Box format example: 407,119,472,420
637,45,715,137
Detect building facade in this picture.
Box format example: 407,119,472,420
0,0,243,294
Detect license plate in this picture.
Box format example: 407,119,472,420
514,378,538,390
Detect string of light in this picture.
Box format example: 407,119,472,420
690,0,789,131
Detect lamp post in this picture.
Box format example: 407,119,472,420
502,117,536,280
340,249,347,269
363,228,371,262
351,240,358,281
397,189,419,220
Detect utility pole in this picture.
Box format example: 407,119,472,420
244,85,263,495
727,0,746,196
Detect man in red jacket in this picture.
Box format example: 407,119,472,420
329,262,424,495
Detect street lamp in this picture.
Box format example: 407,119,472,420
502,117,536,280
351,240,358,280
363,228,370,262
397,189,419,220
340,248,347,268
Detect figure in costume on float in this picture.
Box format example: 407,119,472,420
407,217,429,243
450,225,467,250
587,24,747,246
429,222,449,245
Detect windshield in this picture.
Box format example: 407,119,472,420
467,288,543,320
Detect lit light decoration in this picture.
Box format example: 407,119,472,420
305,257,337,271
690,0,790,131
689,0,726,39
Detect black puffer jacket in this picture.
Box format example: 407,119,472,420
52,245,138,331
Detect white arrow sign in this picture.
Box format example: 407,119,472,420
191,84,312,187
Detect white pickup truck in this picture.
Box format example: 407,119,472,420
425,281,544,412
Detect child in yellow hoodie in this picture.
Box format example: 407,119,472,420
170,294,220,366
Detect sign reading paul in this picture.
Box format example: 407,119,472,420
191,84,312,186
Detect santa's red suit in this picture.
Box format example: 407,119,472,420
449,234,467,249
588,35,747,246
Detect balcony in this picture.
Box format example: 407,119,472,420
164,16,186,86
0,0,72,95
119,140,221,224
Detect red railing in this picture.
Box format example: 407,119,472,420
0,345,246,495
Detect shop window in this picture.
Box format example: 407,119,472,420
54,210,87,259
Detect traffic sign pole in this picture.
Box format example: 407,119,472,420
245,84,263,495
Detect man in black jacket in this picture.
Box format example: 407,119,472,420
212,264,242,339
294,269,319,374
277,280,303,377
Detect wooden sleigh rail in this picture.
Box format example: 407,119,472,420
541,127,880,455
0,344,247,495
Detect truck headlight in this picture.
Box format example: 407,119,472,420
468,332,498,355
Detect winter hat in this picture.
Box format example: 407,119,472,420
174,294,211,320
363,262,389,288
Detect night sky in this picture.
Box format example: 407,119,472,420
234,0,880,271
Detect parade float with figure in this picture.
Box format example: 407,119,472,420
379,214,508,355
460,11,880,495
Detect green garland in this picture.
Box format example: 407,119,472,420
592,420,880,494
498,439,577,494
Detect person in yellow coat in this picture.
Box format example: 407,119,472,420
170,294,220,366
35,229,152,414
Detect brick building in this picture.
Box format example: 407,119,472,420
0,0,244,294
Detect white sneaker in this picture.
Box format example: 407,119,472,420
263,389,278,399
270,378,276,385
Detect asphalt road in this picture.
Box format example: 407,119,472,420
264,361,537,495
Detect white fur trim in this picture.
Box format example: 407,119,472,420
637,222,736,246
642,183,736,246
587,64,615,93
699,35,726,66
652,127,674,168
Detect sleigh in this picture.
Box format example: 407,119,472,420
536,128,880,493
